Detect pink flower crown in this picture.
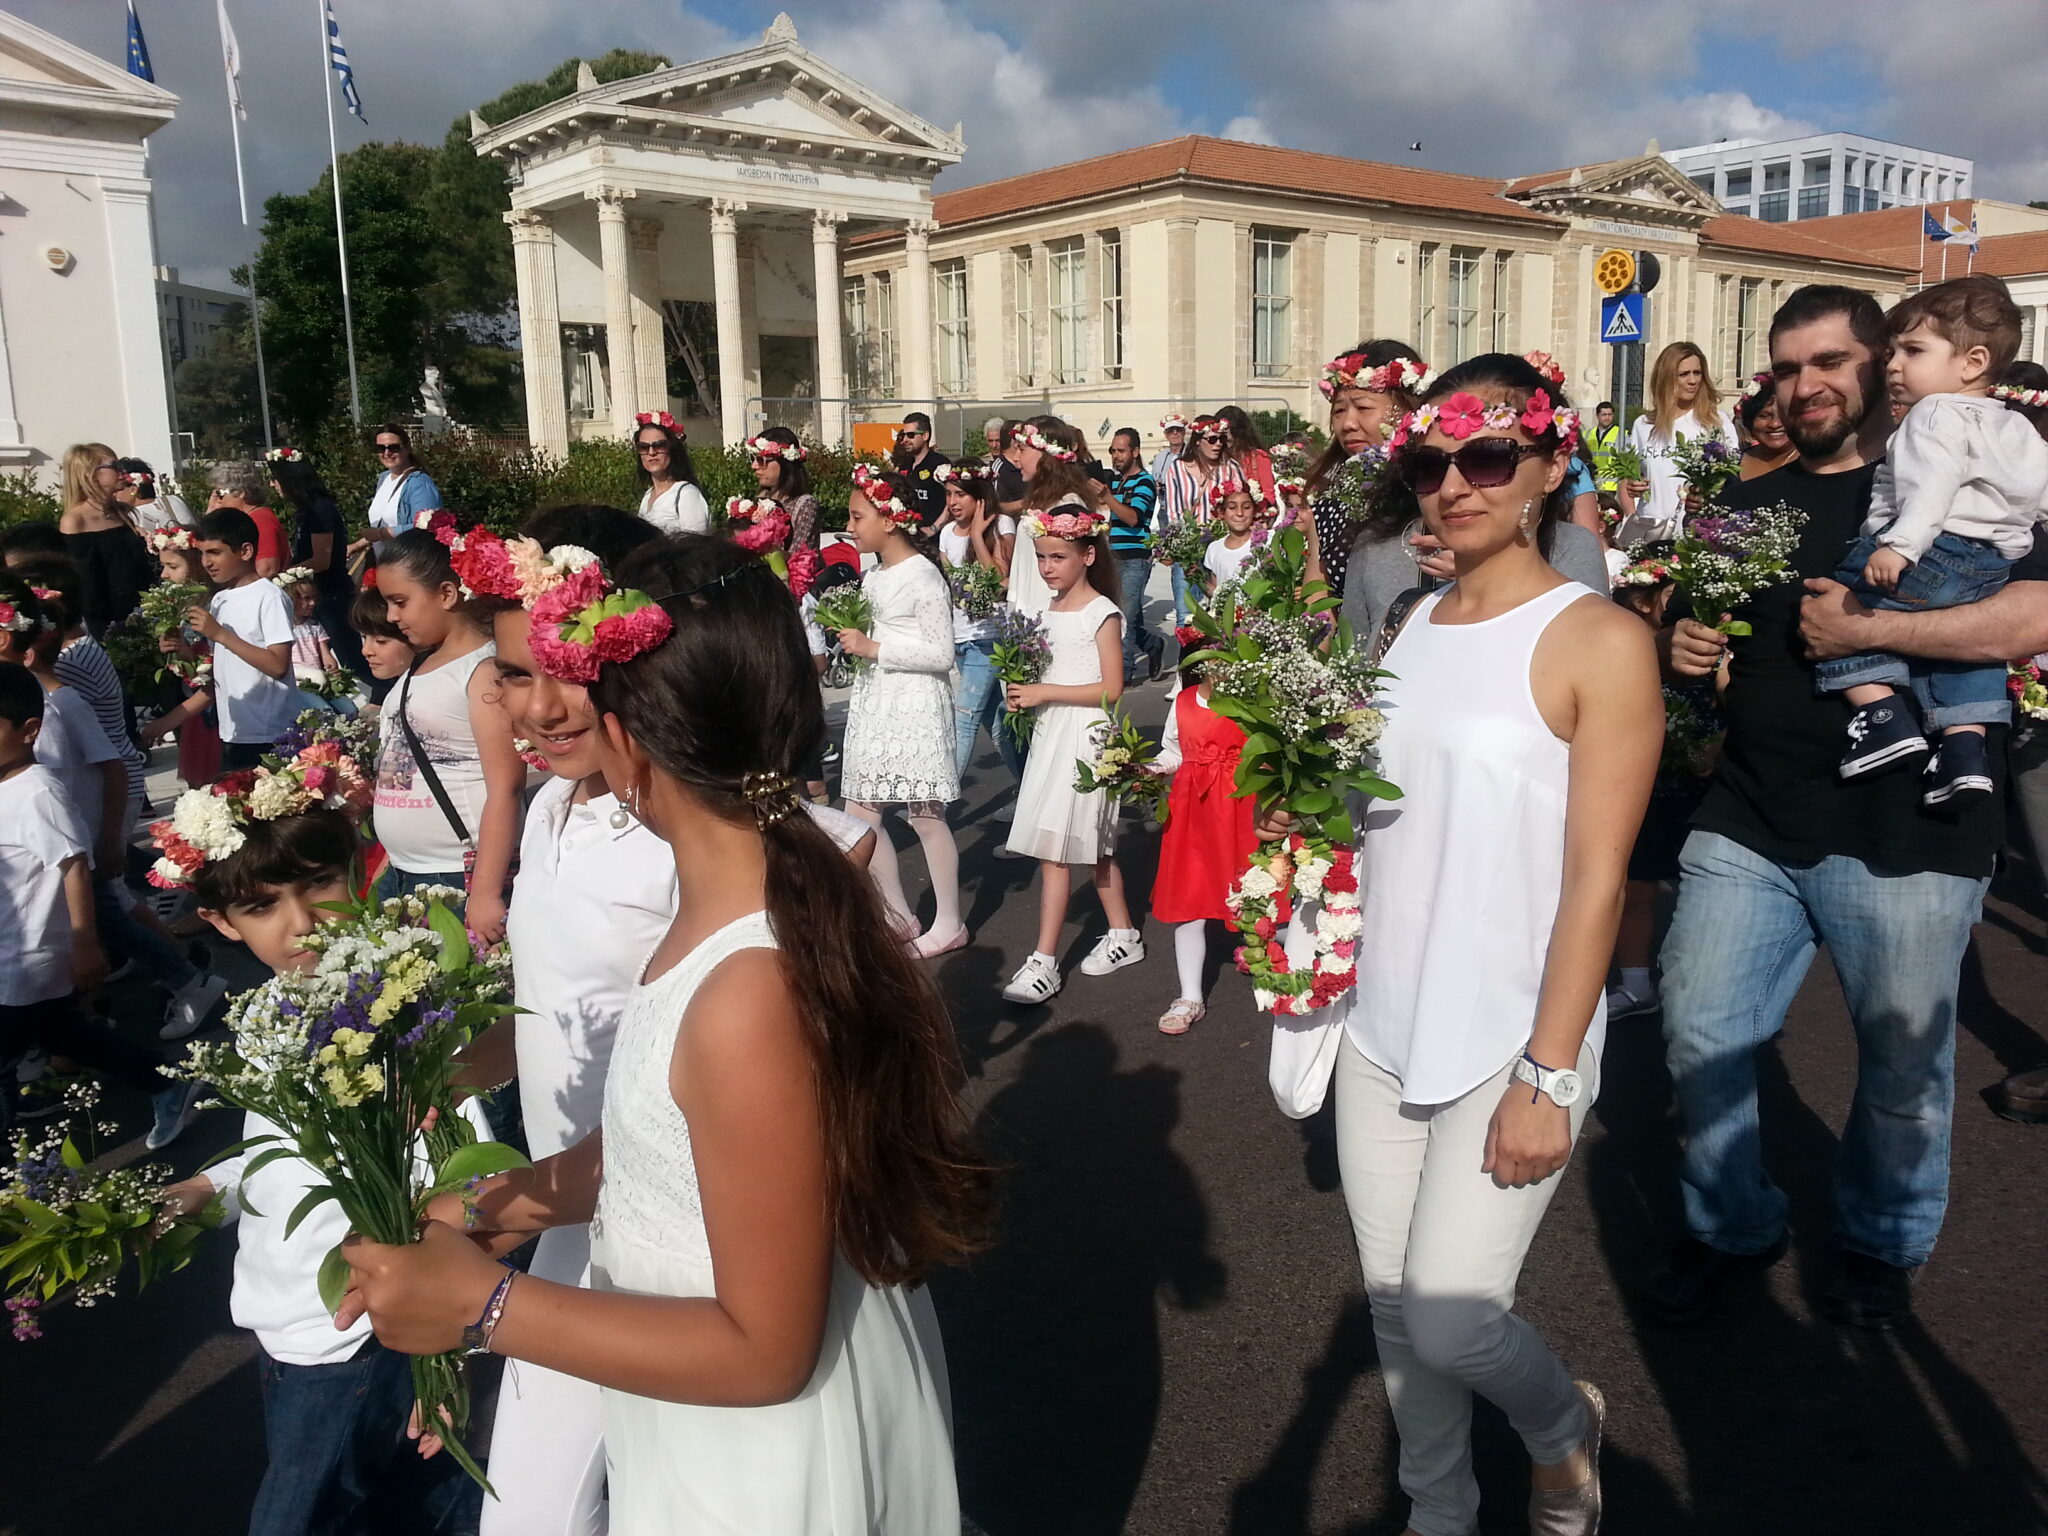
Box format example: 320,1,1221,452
634,410,683,436
1208,479,1268,510
1391,389,1580,454
1276,474,1308,496
744,434,807,463
264,446,305,464
1522,351,1566,388
146,527,196,554
146,743,373,890
125,470,152,489
1011,422,1076,461
851,465,917,527
726,496,792,545
1739,369,1776,402
529,559,674,686
0,597,40,633
1021,502,1106,540
1320,352,1436,401
1994,383,2048,408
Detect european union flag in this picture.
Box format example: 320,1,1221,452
125,0,154,83
1923,209,1953,242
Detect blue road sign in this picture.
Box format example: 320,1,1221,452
1601,293,1644,344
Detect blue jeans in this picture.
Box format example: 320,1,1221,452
1813,532,2015,729
1658,830,1986,1268
1170,563,1194,626
375,866,469,906
251,1342,478,1536
1117,553,1164,682
953,638,1024,781
94,878,198,992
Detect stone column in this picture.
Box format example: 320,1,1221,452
812,211,848,445
101,177,174,470
628,218,668,418
506,209,568,459
900,218,936,408
710,198,749,445
588,186,638,435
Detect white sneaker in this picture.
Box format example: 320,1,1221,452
1001,954,1062,1005
1604,982,1661,1020
160,972,230,1041
1079,930,1146,977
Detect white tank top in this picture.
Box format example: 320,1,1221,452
373,643,495,873
1346,581,1606,1105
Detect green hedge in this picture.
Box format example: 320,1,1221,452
0,471,60,529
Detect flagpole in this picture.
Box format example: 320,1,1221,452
223,64,275,451
1916,207,1926,292
317,0,362,425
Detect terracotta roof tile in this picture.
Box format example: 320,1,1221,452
1698,213,1917,273
924,134,1560,232
1969,230,2048,279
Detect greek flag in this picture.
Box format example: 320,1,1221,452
325,0,365,122
124,1,154,82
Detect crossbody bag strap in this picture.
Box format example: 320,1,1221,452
396,657,472,847
1370,585,1433,670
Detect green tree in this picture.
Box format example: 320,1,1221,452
173,302,265,456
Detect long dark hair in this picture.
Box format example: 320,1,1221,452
631,421,700,491
859,469,946,574
1308,338,1426,495
1362,351,1576,557
755,426,812,500
270,454,336,515
1214,404,1265,455
589,534,993,1286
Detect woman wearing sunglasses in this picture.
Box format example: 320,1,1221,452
1312,353,1660,1536
346,424,444,568
1155,414,1246,624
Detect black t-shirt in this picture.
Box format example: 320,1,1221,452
1689,459,2045,879
289,496,354,602
902,450,951,530
994,458,1026,510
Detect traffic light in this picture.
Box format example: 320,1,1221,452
1634,252,1662,296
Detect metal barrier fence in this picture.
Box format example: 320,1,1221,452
743,394,1307,455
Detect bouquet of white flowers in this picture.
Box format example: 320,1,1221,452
1073,704,1167,819
1672,501,1808,636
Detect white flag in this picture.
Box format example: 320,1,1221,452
218,0,245,121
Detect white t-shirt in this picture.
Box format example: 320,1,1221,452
1204,534,1258,591
35,686,119,856
638,481,712,535
1623,408,1738,543
131,492,194,533
209,580,300,745
939,518,1016,643
0,764,90,1005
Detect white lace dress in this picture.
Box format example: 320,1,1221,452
1005,593,1122,864
590,911,960,1533
840,556,959,804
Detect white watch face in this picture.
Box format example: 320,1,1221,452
1547,1069,1584,1107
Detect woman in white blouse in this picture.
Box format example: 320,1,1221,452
1614,341,1737,544
631,413,711,534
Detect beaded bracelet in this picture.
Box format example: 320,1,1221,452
461,1264,517,1355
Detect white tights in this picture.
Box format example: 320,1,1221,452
847,801,961,940
1174,919,1212,1001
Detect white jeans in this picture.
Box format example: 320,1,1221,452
1334,1038,1597,1536
481,1224,608,1536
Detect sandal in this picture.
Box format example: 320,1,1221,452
1157,999,1205,1035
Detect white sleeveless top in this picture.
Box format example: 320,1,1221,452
1346,581,1606,1105
590,911,959,1533
373,644,494,873
637,480,711,535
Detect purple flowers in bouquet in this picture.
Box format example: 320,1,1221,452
989,603,1052,746
1672,500,1807,636
1669,433,1743,502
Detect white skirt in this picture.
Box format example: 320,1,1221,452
841,667,959,804
1005,701,1115,864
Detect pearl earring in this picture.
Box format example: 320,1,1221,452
1518,499,1535,533
609,802,631,830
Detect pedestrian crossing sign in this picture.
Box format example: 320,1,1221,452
1601,294,1644,344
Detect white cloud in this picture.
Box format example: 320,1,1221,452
1221,116,1277,146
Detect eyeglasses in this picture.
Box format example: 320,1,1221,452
95,462,118,473
635,441,668,455
1395,438,1548,497
375,443,405,456
1195,433,1226,445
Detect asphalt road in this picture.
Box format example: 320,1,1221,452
6,675,2048,1535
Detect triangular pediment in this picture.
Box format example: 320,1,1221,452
1510,153,1720,228
0,11,177,119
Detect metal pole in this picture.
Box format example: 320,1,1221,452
225,82,274,450
318,0,361,425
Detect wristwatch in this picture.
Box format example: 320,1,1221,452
1513,1052,1584,1108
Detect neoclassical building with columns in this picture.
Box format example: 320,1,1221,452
472,13,958,455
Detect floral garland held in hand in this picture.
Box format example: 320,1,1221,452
1011,421,1076,462
725,497,821,596
634,410,682,435
1320,351,1436,401
743,433,807,463
147,744,374,889
1228,840,1362,1015
851,465,918,529
1391,389,1581,453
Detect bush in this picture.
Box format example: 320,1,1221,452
0,471,59,530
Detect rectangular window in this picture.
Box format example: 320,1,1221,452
1689,172,1717,195
842,277,870,398
1736,277,1764,379
1048,238,1088,385
1758,191,1790,222
2020,306,2037,364
873,272,897,398
1446,246,1481,363
1802,157,1832,188
1489,250,1513,351
1797,187,1829,219
933,260,969,395
1414,241,1438,357
1725,168,1753,200
1763,162,1791,191
1099,232,1127,381
1010,248,1035,390
1724,203,1751,219
1251,228,1294,379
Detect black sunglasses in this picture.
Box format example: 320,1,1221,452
1396,438,1547,497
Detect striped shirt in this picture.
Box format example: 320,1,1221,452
1105,472,1157,555
56,636,145,796
1156,457,1248,526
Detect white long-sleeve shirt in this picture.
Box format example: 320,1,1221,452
1866,392,2048,561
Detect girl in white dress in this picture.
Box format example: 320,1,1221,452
630,413,712,534
344,533,991,1536
999,504,1146,1005
833,468,967,957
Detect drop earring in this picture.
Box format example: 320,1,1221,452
609,799,631,830
1518,499,1535,534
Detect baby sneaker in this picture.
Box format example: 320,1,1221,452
1839,699,1927,779
1080,928,1147,976
1922,732,1995,807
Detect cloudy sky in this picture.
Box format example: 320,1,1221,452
18,0,2048,290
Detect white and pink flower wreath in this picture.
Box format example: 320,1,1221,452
1390,389,1581,453
1020,501,1107,540
743,434,807,463
1011,422,1077,462
851,465,918,527
1320,352,1437,402
146,527,197,555
1994,383,2048,408
1207,478,1268,511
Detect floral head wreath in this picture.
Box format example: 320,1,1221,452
634,411,682,436
1011,422,1077,462
1275,474,1308,496
850,464,917,528
146,527,196,554
1159,413,1191,434
1390,389,1581,454
528,556,674,686
1739,369,1776,402
146,744,374,890
0,595,41,633
264,446,305,464
929,462,984,489
125,470,153,490
1522,351,1566,387
1994,383,2048,408
1021,500,1106,540
743,434,807,463
1208,478,1268,510
1320,352,1437,401
272,566,315,590
425,518,607,618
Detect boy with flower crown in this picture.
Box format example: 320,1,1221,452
152,749,486,1536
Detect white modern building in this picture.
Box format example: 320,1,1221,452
157,266,240,368
0,11,175,472
1665,132,1972,224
